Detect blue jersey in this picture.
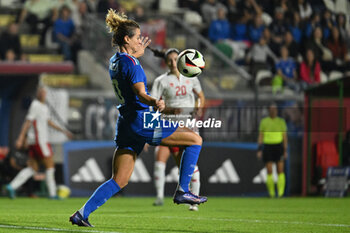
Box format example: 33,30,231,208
109,52,149,116
275,58,296,79
109,52,177,154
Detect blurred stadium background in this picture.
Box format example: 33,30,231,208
0,0,350,201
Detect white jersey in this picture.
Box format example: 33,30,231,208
151,72,202,114
26,99,51,154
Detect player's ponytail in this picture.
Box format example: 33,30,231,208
105,9,140,47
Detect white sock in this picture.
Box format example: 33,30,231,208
190,166,200,195
10,167,35,190
154,161,166,199
46,168,57,197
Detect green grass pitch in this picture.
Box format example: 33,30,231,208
0,197,349,233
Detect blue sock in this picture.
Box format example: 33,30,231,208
79,179,120,219
178,145,201,192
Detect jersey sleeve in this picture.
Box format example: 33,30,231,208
26,101,37,121
259,118,266,132
128,64,146,85
150,77,163,99
192,77,202,93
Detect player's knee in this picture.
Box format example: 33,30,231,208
193,133,202,146
112,176,128,188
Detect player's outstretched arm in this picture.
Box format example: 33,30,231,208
48,120,73,139
16,119,31,149
132,82,165,111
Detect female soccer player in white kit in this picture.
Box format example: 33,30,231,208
151,48,205,211
6,86,73,199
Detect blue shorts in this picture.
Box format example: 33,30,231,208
115,111,178,155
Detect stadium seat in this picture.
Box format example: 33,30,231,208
315,140,339,178
45,28,59,50
41,74,89,88
255,70,273,86
320,71,328,83
28,54,64,63
329,70,343,80
20,34,40,48
0,14,15,27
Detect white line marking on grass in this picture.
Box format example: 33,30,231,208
157,216,350,228
0,224,123,233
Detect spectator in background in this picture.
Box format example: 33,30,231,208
289,11,303,44
262,27,280,54
269,7,288,54
201,0,227,33
273,46,299,93
208,7,231,43
283,31,300,60
53,5,80,63
299,49,321,90
304,13,321,39
225,0,239,23
296,0,312,21
131,5,146,23
326,27,350,72
246,36,277,82
237,0,262,22
231,13,249,42
336,14,350,49
320,9,334,41
0,23,24,61
304,27,333,67
248,14,265,43
18,0,58,45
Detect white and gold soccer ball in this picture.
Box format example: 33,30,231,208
176,49,205,78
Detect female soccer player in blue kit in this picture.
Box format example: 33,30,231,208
69,9,207,227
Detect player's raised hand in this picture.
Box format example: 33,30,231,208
156,99,165,112
65,130,74,140
133,36,151,58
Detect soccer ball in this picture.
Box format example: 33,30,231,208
176,49,205,78
57,185,71,199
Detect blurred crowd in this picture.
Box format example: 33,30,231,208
180,0,350,92
1,0,349,92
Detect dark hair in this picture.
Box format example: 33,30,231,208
106,9,140,47
164,48,179,60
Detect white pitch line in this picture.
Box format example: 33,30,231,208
110,215,350,229
157,216,350,228
0,224,123,233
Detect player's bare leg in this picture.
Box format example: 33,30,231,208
71,149,136,227
6,158,38,199
153,146,171,206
